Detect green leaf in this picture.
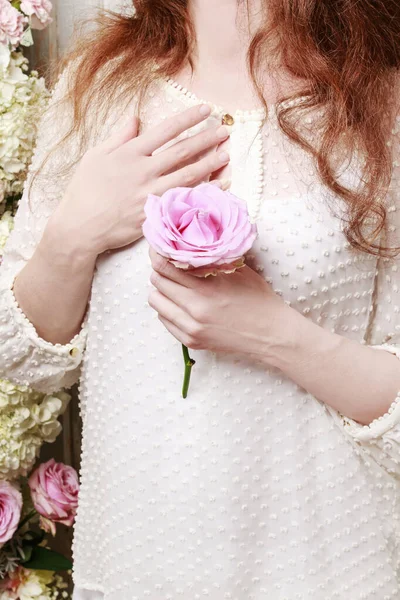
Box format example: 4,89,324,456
23,546,72,571
19,544,33,563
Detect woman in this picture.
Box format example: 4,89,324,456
1,0,400,597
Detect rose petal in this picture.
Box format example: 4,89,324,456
142,183,257,268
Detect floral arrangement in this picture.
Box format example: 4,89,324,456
0,380,71,481
0,0,52,208
0,51,49,204
0,459,78,598
143,182,257,397
0,3,77,598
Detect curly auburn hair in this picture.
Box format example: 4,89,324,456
49,0,400,256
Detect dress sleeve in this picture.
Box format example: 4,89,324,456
339,112,400,477
0,64,88,394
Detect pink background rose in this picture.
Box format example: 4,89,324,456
0,480,22,546
143,183,257,268
0,0,25,46
28,459,79,534
20,0,52,29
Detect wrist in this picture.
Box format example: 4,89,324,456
261,304,343,374
35,221,97,273
41,215,98,272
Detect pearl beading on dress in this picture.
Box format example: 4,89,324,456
163,78,266,222
163,77,266,122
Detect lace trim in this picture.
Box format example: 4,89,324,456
343,392,400,441
7,275,88,360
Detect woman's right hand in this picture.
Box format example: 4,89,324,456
47,104,230,259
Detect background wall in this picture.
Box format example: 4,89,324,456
28,0,129,70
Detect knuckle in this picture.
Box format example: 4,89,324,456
187,321,203,338
175,145,190,162
148,289,158,309
150,270,161,288
152,252,168,273
186,336,202,350
182,166,197,186
205,129,218,145
163,121,178,140
190,301,207,322
212,153,223,169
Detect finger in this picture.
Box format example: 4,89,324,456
149,248,199,288
158,316,193,347
148,289,195,334
157,150,230,192
152,124,230,176
135,104,212,156
98,116,140,153
150,270,192,308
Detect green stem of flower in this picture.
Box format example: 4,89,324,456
16,509,37,533
182,344,196,398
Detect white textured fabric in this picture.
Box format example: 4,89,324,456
1,70,400,600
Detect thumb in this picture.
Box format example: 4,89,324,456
100,116,140,153
209,178,231,191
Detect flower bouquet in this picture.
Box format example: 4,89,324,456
143,182,257,397
0,459,79,599
0,3,77,597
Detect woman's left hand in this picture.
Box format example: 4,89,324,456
148,248,285,360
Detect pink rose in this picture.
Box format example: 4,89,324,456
143,183,257,268
20,0,52,29
0,0,26,47
0,481,22,546
28,459,79,535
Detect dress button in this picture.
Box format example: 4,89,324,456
222,113,235,126
69,347,80,357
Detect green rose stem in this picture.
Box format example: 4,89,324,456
16,509,37,533
182,344,196,398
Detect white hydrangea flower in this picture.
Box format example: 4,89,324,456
0,210,13,256
0,51,49,198
0,380,70,480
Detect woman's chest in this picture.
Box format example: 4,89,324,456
93,189,376,344
93,97,377,340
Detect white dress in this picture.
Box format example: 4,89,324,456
1,68,400,600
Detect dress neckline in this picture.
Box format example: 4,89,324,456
160,76,311,123
161,76,267,123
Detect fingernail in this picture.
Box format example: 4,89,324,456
219,178,231,190
218,151,230,163
199,104,211,116
216,125,230,140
